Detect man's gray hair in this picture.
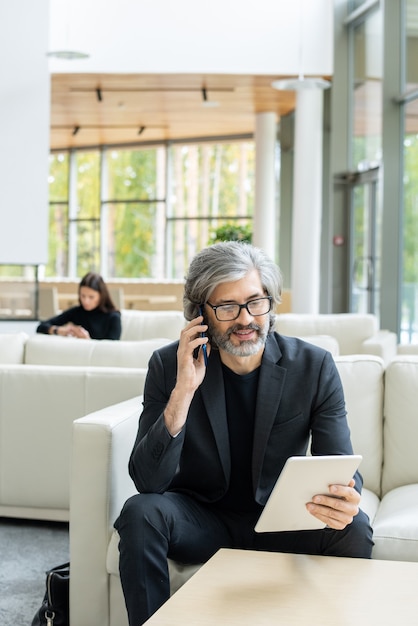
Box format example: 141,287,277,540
183,241,283,331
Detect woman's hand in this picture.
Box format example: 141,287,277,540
56,323,90,339
69,324,90,339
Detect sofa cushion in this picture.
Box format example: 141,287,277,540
120,309,186,341
372,484,418,561
24,335,171,369
382,357,418,495
0,332,28,364
360,488,380,527
334,355,384,497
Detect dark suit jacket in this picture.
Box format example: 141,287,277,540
129,332,361,506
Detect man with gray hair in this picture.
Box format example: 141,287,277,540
115,241,373,625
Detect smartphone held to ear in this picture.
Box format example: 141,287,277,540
198,306,208,366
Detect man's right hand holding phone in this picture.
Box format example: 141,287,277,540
164,314,210,436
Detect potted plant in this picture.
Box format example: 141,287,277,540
209,223,252,244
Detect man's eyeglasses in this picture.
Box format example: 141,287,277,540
205,296,272,321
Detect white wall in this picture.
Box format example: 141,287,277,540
48,0,333,76
0,1,50,265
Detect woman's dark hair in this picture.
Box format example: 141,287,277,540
78,272,118,312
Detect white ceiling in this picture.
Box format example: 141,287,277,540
48,0,334,77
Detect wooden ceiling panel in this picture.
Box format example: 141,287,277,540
49,73,302,149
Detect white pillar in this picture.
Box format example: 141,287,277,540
291,89,324,313
253,112,277,261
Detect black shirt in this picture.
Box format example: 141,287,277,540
214,363,261,515
36,305,121,340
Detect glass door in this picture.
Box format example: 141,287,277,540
348,167,379,314
335,166,380,315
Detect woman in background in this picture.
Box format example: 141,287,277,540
36,272,121,340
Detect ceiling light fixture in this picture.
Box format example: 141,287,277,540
271,0,330,91
201,86,220,108
47,0,89,61
271,76,331,91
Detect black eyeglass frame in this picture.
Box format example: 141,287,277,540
204,296,273,321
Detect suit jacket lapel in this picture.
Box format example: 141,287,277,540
200,350,231,483
252,334,287,491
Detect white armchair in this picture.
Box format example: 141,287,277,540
70,397,199,626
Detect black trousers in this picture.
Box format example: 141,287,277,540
114,492,374,626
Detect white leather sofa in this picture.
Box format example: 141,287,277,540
0,332,172,521
70,354,418,626
275,313,397,365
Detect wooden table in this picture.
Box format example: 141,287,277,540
144,548,418,625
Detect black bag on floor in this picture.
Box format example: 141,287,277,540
31,562,70,626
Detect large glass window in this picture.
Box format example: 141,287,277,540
107,147,160,200
47,139,255,281
71,151,101,276
48,153,69,276
104,201,162,278
103,147,164,278
167,141,254,279
406,0,418,92
351,8,383,173
401,0,418,342
402,111,418,342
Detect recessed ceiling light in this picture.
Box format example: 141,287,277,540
202,101,220,108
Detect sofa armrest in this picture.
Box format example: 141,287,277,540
70,396,142,626
361,330,397,365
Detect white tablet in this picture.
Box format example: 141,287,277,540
254,454,362,533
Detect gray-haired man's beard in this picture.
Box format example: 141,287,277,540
208,320,268,357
